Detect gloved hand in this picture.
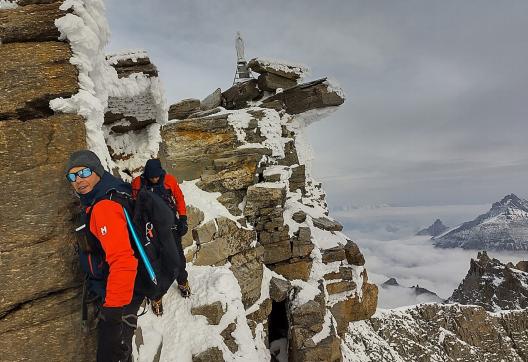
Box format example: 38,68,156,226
178,215,188,236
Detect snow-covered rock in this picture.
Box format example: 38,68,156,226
158,95,376,360
343,304,528,362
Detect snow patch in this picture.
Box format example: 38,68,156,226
135,265,265,361
290,280,320,307
180,180,240,225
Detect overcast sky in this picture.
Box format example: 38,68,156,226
106,0,528,208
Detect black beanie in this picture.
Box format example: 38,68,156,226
65,150,105,177
143,159,163,179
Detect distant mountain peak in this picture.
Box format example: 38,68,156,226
381,278,442,300
417,219,448,237
492,193,528,211
382,277,399,286
434,194,528,251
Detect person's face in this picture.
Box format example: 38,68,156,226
149,176,160,184
68,166,100,194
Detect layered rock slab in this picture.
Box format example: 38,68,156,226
0,115,86,315
0,41,78,121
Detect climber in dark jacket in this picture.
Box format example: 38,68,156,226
131,159,190,299
66,150,143,362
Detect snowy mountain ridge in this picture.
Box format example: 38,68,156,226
434,194,528,250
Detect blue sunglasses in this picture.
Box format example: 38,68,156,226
66,167,93,182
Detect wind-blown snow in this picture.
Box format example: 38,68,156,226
50,2,166,177
50,0,115,170
0,0,17,9
105,72,167,176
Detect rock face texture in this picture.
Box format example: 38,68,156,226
0,41,78,121
344,304,528,362
448,251,528,311
0,3,95,361
434,194,528,250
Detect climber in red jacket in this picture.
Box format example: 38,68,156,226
66,150,142,362
131,159,190,304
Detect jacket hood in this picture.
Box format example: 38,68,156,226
143,159,164,179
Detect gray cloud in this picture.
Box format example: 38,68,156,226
106,0,528,207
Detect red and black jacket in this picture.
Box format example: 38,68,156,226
131,172,187,217
77,173,137,308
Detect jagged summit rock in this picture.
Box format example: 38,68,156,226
416,218,448,236
248,57,309,80
434,193,528,250
447,251,528,311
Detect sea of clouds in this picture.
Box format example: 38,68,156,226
335,204,528,308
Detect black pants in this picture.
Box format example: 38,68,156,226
172,229,188,285
97,295,144,362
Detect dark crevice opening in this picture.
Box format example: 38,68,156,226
268,300,289,361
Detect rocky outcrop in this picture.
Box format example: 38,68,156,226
169,59,344,119
221,79,262,109
248,58,308,80
344,304,528,362
168,98,201,120
448,251,528,311
0,3,94,360
262,78,345,115
416,218,448,236
160,89,374,360
257,72,297,92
